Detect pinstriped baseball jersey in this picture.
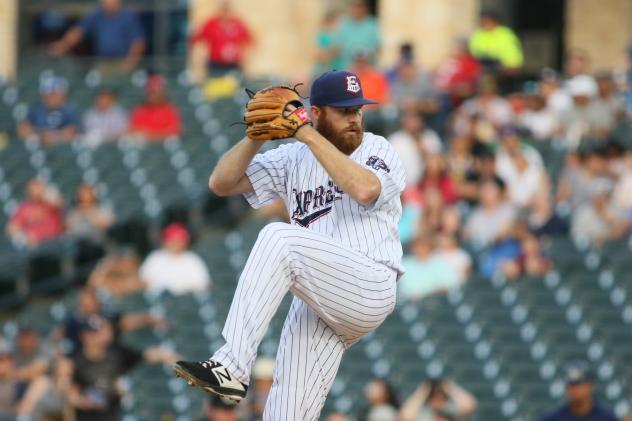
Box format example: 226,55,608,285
244,132,406,274
209,132,405,420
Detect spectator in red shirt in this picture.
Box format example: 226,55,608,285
128,75,182,141
6,178,64,248
189,1,253,76
435,37,481,106
406,154,459,207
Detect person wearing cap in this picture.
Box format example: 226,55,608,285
559,74,615,144
83,87,129,146
17,76,80,144
139,222,210,295
49,0,145,73
540,361,617,421
128,74,183,141
174,69,404,419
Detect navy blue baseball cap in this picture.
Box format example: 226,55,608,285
310,70,378,107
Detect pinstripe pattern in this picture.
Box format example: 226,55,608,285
213,133,404,419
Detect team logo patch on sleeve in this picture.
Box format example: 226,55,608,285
366,156,390,173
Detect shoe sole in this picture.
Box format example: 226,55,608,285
172,364,245,403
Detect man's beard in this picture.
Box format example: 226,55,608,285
315,110,363,155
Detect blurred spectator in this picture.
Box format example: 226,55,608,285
500,230,552,280
139,223,211,295
16,357,74,421
83,88,128,146
128,75,182,140
571,179,628,246
612,149,632,217
557,147,612,210
34,4,70,44
68,315,177,421
388,111,442,187
87,248,145,296
539,69,573,117
238,357,274,421
327,413,352,421
189,1,253,76
400,378,477,421
0,341,17,416
387,43,415,82
12,327,52,405
336,0,381,69
314,11,342,75
446,135,474,182
559,75,614,145
463,180,516,248
435,37,481,106
7,178,64,249
564,48,594,81
17,76,80,144
469,11,523,72
458,146,504,203
205,394,238,421
417,154,458,205
66,184,114,247
63,287,163,356
540,361,617,421
594,72,624,120
453,77,512,141
435,233,471,284
398,235,460,302
389,57,439,115
518,93,558,141
404,155,458,212
495,125,548,209
49,0,145,73
627,44,632,117
412,188,462,239
527,192,569,237
359,379,399,421
350,51,389,108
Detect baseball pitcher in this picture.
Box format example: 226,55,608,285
174,69,405,420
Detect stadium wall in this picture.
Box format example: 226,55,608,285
566,0,632,72
0,0,18,81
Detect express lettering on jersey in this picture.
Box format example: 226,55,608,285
291,180,343,227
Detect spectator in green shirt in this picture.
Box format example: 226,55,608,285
314,11,342,76
469,11,523,72
336,0,381,69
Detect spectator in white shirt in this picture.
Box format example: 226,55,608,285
463,180,517,248
140,223,211,295
388,110,442,186
83,88,128,146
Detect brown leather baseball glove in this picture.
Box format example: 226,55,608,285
244,85,312,141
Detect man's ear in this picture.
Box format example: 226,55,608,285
311,105,321,120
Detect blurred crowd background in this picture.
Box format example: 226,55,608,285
0,0,632,420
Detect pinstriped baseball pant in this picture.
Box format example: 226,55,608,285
212,222,397,420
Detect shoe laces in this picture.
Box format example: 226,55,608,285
200,358,218,369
